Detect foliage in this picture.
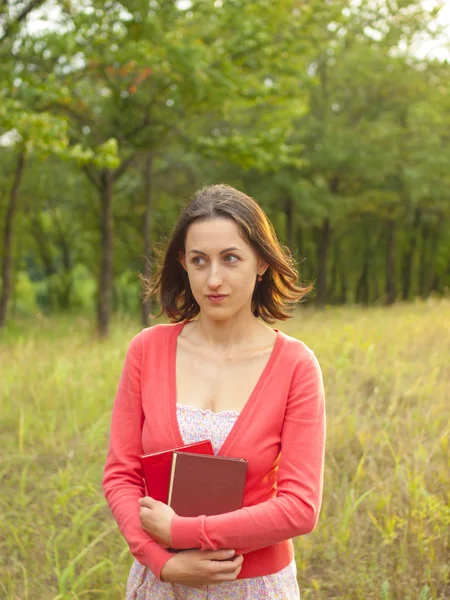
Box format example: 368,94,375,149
0,0,449,327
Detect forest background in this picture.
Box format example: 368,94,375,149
1,0,449,336
0,1,449,599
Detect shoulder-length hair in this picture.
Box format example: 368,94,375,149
142,184,313,323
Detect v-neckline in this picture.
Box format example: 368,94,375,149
168,320,283,457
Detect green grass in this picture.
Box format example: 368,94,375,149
1,300,449,599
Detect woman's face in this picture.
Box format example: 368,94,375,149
180,217,267,321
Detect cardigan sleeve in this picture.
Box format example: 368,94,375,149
102,333,176,579
170,351,326,554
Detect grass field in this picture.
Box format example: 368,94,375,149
1,299,449,599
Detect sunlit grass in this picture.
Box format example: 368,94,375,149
1,299,449,599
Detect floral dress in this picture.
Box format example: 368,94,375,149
126,404,300,600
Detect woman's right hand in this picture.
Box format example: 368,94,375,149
160,548,243,589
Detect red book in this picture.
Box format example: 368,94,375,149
139,440,214,503
168,451,248,517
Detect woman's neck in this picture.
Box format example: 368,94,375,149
188,313,267,355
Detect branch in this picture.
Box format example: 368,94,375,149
0,0,46,43
120,102,153,143
114,152,136,181
39,102,94,129
152,117,191,146
83,165,102,191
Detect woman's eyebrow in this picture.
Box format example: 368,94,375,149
189,247,241,255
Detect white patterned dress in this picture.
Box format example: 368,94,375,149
126,404,300,600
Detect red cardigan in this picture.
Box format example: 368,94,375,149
102,321,326,580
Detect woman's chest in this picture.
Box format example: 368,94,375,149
176,403,239,456
175,348,273,414
139,329,293,467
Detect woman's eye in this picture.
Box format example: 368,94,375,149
191,255,239,265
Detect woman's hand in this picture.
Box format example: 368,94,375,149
160,548,244,589
138,496,175,548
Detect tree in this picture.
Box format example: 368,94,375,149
0,0,46,45
23,0,317,335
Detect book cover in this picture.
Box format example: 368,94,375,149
139,440,214,503
168,451,248,518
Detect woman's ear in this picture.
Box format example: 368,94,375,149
257,259,268,276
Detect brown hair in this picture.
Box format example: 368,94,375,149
142,184,313,323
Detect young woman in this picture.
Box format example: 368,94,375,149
102,184,326,599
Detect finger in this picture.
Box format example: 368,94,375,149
207,557,243,574
229,555,243,571
223,559,244,575
202,549,236,561
218,555,243,570
211,553,243,567
228,562,243,579
138,496,155,508
139,509,153,523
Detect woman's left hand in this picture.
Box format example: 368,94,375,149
138,496,175,548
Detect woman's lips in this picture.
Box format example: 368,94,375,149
206,295,228,303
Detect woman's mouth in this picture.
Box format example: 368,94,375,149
206,295,228,303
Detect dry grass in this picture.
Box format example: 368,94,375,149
0,299,449,599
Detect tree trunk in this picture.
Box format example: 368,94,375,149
284,195,295,251
29,214,57,308
339,262,348,304
297,224,304,259
97,170,114,337
29,216,56,278
355,223,372,305
419,222,429,298
423,217,442,297
355,257,370,305
431,274,440,293
299,226,314,283
315,217,331,307
0,150,26,328
315,175,337,306
385,219,397,305
328,239,339,302
373,273,381,304
401,208,421,300
57,232,73,309
296,224,307,281
141,154,154,327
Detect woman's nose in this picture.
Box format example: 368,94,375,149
207,264,223,288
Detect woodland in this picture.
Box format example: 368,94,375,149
1,5,449,599
1,0,449,336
